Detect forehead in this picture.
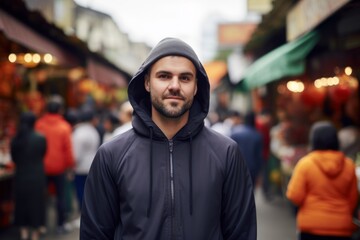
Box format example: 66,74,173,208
150,56,196,74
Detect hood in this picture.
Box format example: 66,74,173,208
127,37,210,139
311,151,345,178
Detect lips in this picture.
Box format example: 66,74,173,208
164,95,184,100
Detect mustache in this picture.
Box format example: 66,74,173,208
164,93,185,100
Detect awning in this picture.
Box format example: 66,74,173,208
87,58,129,88
239,31,320,91
0,9,80,67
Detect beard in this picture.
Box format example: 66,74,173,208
150,93,193,119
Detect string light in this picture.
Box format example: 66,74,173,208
313,66,356,89
344,66,352,76
7,53,56,67
287,80,304,93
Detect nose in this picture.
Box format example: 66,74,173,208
168,77,180,91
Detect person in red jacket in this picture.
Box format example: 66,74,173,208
35,95,75,234
286,121,358,240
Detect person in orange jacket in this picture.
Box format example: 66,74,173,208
286,121,358,240
35,95,75,234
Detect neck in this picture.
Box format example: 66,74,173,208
152,110,189,139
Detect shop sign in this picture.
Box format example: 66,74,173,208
218,23,257,47
286,0,350,41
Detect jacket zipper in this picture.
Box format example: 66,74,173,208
169,140,175,239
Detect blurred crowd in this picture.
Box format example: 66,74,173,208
7,94,134,240
6,92,360,239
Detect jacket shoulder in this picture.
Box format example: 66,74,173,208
100,129,136,154
202,126,237,146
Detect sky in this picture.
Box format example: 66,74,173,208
74,0,254,61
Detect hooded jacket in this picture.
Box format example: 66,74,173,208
286,122,358,237
35,113,74,175
81,38,257,240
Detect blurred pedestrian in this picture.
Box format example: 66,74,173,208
230,111,263,186
81,37,256,239
255,109,273,199
286,121,358,240
338,125,360,162
63,108,79,220
10,111,47,240
72,107,100,211
35,95,75,234
210,113,234,137
102,112,120,143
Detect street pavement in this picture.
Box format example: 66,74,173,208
0,187,297,240
255,187,297,240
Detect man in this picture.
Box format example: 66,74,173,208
81,38,256,239
35,95,75,234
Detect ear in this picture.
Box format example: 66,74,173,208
193,80,198,96
144,74,150,92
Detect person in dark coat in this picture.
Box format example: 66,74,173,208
10,111,47,240
80,37,257,240
230,111,264,186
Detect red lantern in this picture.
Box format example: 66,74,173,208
300,86,325,107
330,85,351,106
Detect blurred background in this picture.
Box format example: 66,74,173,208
0,0,359,239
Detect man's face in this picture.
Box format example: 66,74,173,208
145,56,197,119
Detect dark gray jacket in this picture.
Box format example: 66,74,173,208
80,38,257,240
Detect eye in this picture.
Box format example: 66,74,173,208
179,75,192,81
158,73,170,79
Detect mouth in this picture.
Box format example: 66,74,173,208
164,95,184,101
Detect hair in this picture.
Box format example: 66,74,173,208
79,107,95,122
46,95,64,114
64,108,79,126
244,111,256,128
105,112,120,125
310,121,339,151
228,109,242,118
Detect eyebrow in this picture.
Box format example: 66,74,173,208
155,70,195,77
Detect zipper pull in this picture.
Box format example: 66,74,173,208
169,140,173,153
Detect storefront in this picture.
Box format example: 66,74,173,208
237,0,360,192
0,6,81,227
0,1,131,227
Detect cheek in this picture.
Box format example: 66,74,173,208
154,82,169,94
149,85,164,99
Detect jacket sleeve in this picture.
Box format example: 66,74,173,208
221,143,257,240
286,158,307,206
80,147,120,239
